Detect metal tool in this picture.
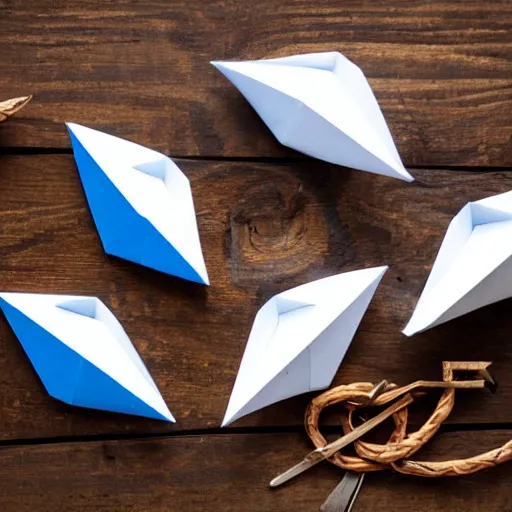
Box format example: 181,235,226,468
270,387,413,488
320,471,365,512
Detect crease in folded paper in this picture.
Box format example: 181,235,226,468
404,191,512,336
0,293,175,422
66,123,209,285
222,266,388,426
212,52,413,182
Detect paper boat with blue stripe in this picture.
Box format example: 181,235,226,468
67,123,209,285
212,52,413,182
0,293,175,422
222,266,388,426
404,190,512,336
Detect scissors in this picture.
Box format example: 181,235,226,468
270,362,498,511
270,380,408,512
319,471,365,512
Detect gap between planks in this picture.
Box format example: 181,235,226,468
0,148,510,172
1,422,512,449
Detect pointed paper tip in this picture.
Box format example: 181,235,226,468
402,320,421,337
221,404,241,427
393,166,414,183
66,122,93,139
148,398,176,423
148,405,176,423
65,122,85,142
403,172,415,183
402,326,415,337
403,302,433,337
210,60,228,71
386,160,414,183
210,60,242,74
191,268,210,286
366,265,388,283
221,414,236,428
162,408,176,423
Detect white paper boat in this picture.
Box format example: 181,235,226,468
0,292,175,421
222,266,388,426
67,123,209,285
404,190,512,335
212,52,413,182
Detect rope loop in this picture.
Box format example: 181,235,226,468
305,362,512,477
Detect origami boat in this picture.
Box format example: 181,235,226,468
67,123,209,285
212,52,413,182
404,190,512,335
222,266,388,426
0,292,175,421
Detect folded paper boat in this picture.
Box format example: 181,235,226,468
212,52,413,182
0,293,175,421
222,266,388,426
404,191,512,336
67,123,209,285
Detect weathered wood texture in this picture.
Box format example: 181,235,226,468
0,154,511,440
0,430,510,511
1,0,511,165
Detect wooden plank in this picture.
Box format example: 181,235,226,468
0,154,511,440
1,0,510,165
0,430,510,511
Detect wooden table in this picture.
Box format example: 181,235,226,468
1,1,511,510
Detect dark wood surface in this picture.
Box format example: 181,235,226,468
1,0,512,510
0,430,510,512
1,0,511,166
1,155,512,441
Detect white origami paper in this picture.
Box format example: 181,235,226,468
212,52,413,182
67,123,209,285
404,191,512,336
222,266,388,426
0,292,175,422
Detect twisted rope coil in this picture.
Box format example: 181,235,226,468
0,96,32,122
305,380,512,477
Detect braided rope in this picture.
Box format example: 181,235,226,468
305,379,512,477
0,96,32,122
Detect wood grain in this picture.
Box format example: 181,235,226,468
0,430,510,511
0,0,511,165
0,154,511,440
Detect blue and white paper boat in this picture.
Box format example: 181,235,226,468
222,266,388,426
404,191,512,336
67,123,209,285
212,52,413,182
0,292,175,422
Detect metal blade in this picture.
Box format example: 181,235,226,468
269,450,324,488
270,393,413,488
320,472,365,512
